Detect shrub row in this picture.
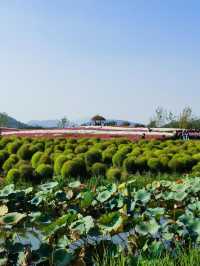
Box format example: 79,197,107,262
0,137,200,183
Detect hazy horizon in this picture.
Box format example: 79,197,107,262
1,1,200,124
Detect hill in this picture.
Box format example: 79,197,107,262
0,113,32,129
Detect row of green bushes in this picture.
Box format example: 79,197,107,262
1,137,200,184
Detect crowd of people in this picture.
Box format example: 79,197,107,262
175,129,200,140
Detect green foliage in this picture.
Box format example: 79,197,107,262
107,168,121,181
38,153,51,165
74,145,88,154
85,149,102,167
147,158,162,172
18,164,34,181
61,158,87,179
123,157,136,174
1,137,200,184
0,150,9,167
54,155,69,176
17,144,32,160
36,164,53,180
7,141,21,154
6,169,21,184
91,162,107,176
31,151,43,168
2,155,18,173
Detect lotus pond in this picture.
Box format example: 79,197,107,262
0,176,200,265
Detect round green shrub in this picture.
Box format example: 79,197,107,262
159,156,170,171
36,164,53,180
135,156,148,172
61,158,86,178
31,152,43,168
107,168,121,181
54,155,69,176
65,143,75,150
91,162,106,176
6,169,20,184
15,160,29,169
102,150,114,164
38,153,51,165
0,150,9,167
112,151,127,168
193,154,200,162
0,138,11,149
85,149,102,167
19,164,34,181
123,157,136,174
17,144,32,160
74,145,88,154
2,155,18,173
192,162,200,175
7,141,21,154
31,143,44,153
147,158,162,172
67,138,77,144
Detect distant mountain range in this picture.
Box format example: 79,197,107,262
0,113,144,129
28,118,145,128
27,120,59,128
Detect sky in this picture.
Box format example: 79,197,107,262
0,1,200,124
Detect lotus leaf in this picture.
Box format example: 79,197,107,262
52,248,74,266
80,191,94,208
30,212,51,224
160,180,171,187
68,181,81,188
108,194,124,210
39,181,58,191
171,183,188,192
44,212,77,236
135,189,151,203
188,201,200,214
189,219,200,235
0,258,7,266
55,191,67,202
173,191,187,201
97,189,115,203
98,212,123,233
0,184,15,198
57,235,70,248
0,212,26,225
70,216,94,235
135,219,160,236
145,208,165,217
0,205,8,216
30,191,48,206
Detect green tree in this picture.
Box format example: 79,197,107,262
0,113,8,127
178,106,192,129
57,117,69,128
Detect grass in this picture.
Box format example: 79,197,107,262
93,248,200,266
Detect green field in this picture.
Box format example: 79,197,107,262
0,137,200,265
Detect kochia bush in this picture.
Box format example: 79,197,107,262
36,164,53,180
6,169,20,184
17,144,32,160
31,152,43,168
61,158,86,179
91,162,106,177
85,149,102,167
107,167,121,181
54,155,69,176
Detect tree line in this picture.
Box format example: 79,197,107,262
148,106,200,129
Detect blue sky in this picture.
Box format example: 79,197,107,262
0,1,200,123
